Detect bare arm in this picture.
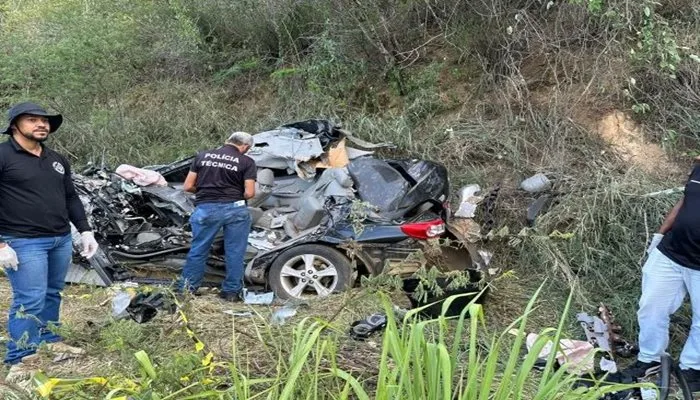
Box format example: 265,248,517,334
243,179,255,200
183,171,197,193
658,198,684,234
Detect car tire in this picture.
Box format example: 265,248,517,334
268,244,354,300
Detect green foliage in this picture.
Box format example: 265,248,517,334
630,3,682,77
0,0,201,104
32,290,649,399
568,0,604,14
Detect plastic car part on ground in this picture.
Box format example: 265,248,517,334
242,289,274,305
350,313,388,340
527,194,552,227
111,288,174,323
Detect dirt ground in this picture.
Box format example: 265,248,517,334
595,110,682,176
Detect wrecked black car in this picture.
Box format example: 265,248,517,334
66,120,488,299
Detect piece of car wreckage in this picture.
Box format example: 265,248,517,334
65,120,494,300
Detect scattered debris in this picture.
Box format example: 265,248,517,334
270,305,298,325
577,303,638,359
110,289,173,323
525,333,596,375
111,290,133,319
480,184,500,235
223,310,253,317
520,173,552,193
454,184,483,218
599,357,618,373
574,371,641,400
526,194,552,226
349,313,388,340
126,292,171,324
242,289,274,305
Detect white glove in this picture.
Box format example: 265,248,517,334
80,232,99,259
647,233,664,255
0,244,19,271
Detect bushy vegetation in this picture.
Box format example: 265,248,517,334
1,0,699,397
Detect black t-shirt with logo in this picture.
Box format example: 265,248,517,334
190,144,256,205
658,164,700,270
0,137,90,237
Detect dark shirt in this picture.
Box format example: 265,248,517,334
0,136,90,238
190,144,256,205
658,164,700,270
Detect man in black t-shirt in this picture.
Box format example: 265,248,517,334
0,102,98,375
625,160,700,385
177,131,256,301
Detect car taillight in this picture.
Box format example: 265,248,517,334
400,219,446,239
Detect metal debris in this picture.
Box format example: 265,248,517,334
577,303,638,358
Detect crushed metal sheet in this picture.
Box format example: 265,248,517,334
141,185,195,215
251,130,325,162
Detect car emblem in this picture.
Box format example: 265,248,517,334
52,161,65,175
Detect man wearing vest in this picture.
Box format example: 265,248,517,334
0,102,99,379
178,131,256,301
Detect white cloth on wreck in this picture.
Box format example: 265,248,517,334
115,164,168,187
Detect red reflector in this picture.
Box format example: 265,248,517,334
400,219,446,239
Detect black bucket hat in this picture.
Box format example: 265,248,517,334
2,102,63,135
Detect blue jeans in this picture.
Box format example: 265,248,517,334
2,234,73,365
638,248,700,369
179,202,251,293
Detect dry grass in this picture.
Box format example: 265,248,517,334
0,280,415,382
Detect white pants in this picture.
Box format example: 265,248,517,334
638,248,700,369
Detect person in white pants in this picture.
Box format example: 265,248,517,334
626,162,700,385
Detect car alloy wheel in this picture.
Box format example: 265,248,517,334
269,244,353,300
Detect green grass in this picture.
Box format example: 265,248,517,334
13,287,651,399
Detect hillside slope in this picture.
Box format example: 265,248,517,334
0,0,699,337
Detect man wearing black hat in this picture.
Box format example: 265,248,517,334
0,102,99,369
